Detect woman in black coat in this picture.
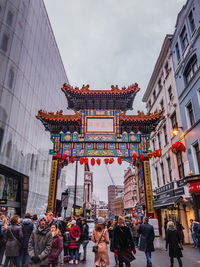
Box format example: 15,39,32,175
113,216,136,267
166,221,183,267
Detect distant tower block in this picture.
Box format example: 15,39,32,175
84,164,93,217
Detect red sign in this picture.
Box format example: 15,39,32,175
189,181,200,193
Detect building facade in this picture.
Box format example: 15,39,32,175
108,185,124,218
171,0,200,221
113,195,124,217
0,0,68,216
142,34,193,243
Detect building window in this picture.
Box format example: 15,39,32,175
152,139,155,151
177,151,185,178
148,99,151,109
6,140,12,158
180,25,189,51
6,10,14,26
184,54,198,85
186,101,195,127
1,34,9,52
0,128,4,151
167,157,172,182
163,124,168,145
160,163,165,185
168,86,173,101
165,62,169,77
175,42,180,61
153,90,156,101
188,10,195,34
30,153,34,170
171,112,178,130
157,132,161,149
7,67,14,89
155,166,159,187
158,78,162,91
193,143,200,173
160,99,164,113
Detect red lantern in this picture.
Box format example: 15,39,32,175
84,158,88,165
180,143,186,152
139,154,144,161
71,155,75,163
133,153,138,160
56,152,62,159
147,152,153,159
156,149,162,157
80,157,84,165
109,158,114,164
91,158,95,166
62,154,67,160
104,158,109,165
96,158,101,165
117,157,122,165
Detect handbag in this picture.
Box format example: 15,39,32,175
92,230,105,253
5,228,22,257
178,243,183,250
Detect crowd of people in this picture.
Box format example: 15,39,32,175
0,211,199,267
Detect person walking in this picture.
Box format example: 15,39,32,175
132,219,140,247
68,220,81,264
92,217,109,267
165,221,183,267
0,214,6,266
190,219,198,248
139,217,155,267
80,218,89,262
176,222,184,245
3,214,23,267
113,216,136,267
109,219,118,267
28,214,52,267
20,213,34,267
48,224,63,267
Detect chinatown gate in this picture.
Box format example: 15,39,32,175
37,83,164,216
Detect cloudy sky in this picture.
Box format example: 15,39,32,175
44,0,186,201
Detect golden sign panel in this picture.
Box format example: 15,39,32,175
143,161,154,214
47,159,58,213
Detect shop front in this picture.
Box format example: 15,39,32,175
0,164,29,217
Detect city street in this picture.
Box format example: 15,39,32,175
66,241,200,267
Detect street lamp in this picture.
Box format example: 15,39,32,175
172,126,183,136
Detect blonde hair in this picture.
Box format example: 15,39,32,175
118,216,125,225
167,221,174,228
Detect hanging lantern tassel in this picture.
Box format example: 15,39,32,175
96,158,101,165
84,157,88,165
104,158,109,165
91,158,95,166
117,157,122,165
80,157,84,165
71,155,75,163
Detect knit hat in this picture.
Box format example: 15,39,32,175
71,220,76,225
38,214,47,222
97,217,105,225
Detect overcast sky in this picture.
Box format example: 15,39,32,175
43,0,186,202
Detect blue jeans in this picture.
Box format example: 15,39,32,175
52,264,58,267
19,249,29,267
70,249,79,260
145,252,152,267
192,233,198,247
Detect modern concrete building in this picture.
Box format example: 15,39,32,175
171,0,200,222
142,34,193,243
0,0,69,216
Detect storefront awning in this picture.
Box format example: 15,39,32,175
153,196,182,209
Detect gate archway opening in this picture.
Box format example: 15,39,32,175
36,83,164,216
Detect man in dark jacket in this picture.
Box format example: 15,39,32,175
80,218,89,262
139,217,155,267
20,213,34,267
28,214,52,267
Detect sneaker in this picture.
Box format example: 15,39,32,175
69,260,74,264
75,260,79,264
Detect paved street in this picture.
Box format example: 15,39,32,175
64,241,200,267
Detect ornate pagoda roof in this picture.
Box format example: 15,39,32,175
62,83,140,111
36,110,81,133
120,110,164,134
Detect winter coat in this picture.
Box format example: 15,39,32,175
166,227,183,258
48,234,63,264
22,218,34,251
113,225,135,250
69,224,81,249
92,228,110,266
139,222,155,252
132,223,140,238
0,218,6,245
28,225,52,267
80,223,89,243
4,223,23,257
